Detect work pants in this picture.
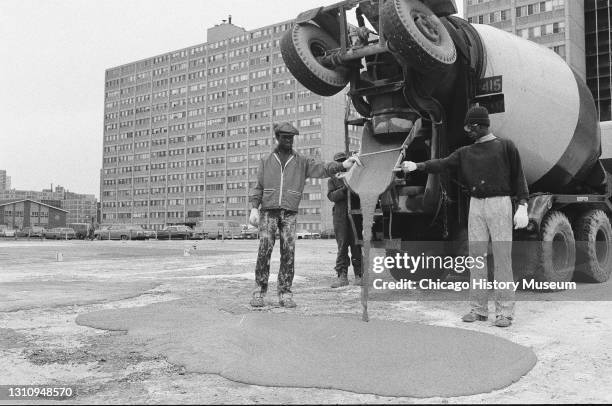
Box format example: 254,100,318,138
468,196,515,318
254,209,297,295
333,210,362,278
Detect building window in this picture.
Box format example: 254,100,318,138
552,45,566,58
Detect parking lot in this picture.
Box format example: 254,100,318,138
0,239,611,403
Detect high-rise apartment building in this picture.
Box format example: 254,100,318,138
585,1,612,121
465,0,612,121
0,170,11,191
465,0,584,77
101,20,361,232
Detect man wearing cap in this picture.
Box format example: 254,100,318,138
399,106,529,327
328,151,363,288
249,122,361,308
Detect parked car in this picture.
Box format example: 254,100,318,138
142,229,157,240
68,223,94,239
319,228,336,239
240,225,259,239
16,226,46,238
93,225,111,240
191,225,207,240
0,227,16,237
296,229,320,239
94,224,146,240
156,225,194,240
44,227,76,240
197,220,243,239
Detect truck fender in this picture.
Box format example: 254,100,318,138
421,0,458,17
295,7,341,44
527,194,554,233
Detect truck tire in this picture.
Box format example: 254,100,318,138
536,211,575,286
120,235,128,241
280,23,349,96
574,210,612,282
381,0,456,73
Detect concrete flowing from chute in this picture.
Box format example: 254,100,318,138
76,300,537,397
343,122,412,321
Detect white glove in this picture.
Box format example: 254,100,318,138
342,154,362,169
249,208,260,227
401,161,418,173
513,204,528,229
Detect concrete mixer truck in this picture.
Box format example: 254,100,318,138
280,0,612,285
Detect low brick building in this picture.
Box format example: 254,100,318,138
0,199,68,229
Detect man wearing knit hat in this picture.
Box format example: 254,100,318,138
249,122,361,308
328,151,363,288
399,105,529,327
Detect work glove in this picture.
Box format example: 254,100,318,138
342,154,362,169
401,161,418,173
249,208,260,227
513,204,529,229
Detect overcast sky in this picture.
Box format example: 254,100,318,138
0,0,463,198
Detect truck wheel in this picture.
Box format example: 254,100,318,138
536,211,575,286
280,23,349,96
574,210,612,282
381,0,456,73
120,235,128,241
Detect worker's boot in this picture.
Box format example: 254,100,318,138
279,292,296,308
494,315,513,328
461,310,488,322
250,290,265,308
331,273,349,288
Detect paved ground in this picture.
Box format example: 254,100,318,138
0,239,611,404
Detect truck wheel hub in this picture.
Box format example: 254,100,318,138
413,12,440,44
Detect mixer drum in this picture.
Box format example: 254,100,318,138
471,25,602,193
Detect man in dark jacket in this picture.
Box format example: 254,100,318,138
249,122,361,308
328,151,362,288
400,106,529,327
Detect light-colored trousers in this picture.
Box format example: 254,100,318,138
468,196,515,318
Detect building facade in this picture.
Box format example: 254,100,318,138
101,20,361,232
465,0,612,121
465,0,584,77
585,1,612,121
0,185,97,225
0,199,68,229
0,170,10,192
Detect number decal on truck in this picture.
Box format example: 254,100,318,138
476,76,503,95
